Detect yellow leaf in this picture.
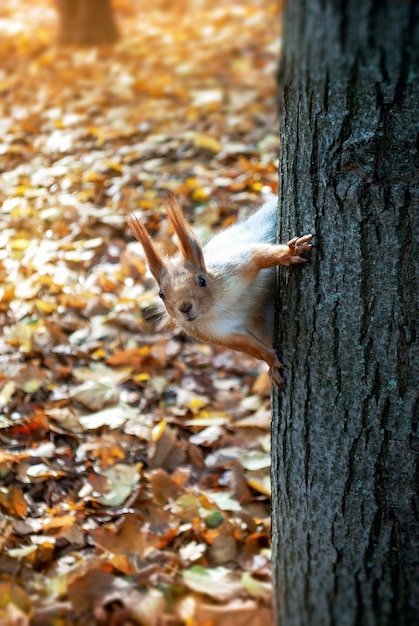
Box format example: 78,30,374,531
86,126,101,136
133,372,151,382
83,170,106,183
14,186,28,197
34,300,57,314
191,187,209,202
189,132,221,153
11,237,31,251
151,419,167,442
187,397,208,414
104,160,123,173
0,284,14,302
91,347,107,360
246,476,271,497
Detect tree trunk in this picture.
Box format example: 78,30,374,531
57,0,119,46
272,1,419,625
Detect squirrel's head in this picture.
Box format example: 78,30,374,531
157,257,215,326
130,193,215,328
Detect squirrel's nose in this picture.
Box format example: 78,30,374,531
179,301,193,314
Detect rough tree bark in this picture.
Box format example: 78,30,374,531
57,0,119,46
271,1,419,625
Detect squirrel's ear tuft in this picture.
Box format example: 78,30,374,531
165,192,206,270
129,213,165,283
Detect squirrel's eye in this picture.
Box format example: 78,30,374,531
159,288,165,300
198,275,206,288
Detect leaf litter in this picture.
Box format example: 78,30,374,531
0,0,280,623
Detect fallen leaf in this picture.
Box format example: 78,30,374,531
97,463,141,507
183,565,243,601
78,404,136,430
69,380,120,410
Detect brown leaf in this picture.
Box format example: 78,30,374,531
90,514,159,558
148,468,184,503
148,424,187,471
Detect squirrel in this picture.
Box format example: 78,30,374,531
130,193,312,388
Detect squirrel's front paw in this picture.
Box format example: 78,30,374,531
286,234,313,263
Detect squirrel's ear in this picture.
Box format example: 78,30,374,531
129,213,165,283
165,192,206,269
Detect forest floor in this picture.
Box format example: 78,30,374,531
0,0,281,624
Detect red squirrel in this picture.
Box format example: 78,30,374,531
130,193,312,387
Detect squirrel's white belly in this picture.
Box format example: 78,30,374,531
203,307,247,337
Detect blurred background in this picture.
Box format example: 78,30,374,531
0,0,281,217
0,1,282,624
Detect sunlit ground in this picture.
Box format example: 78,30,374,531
0,0,281,624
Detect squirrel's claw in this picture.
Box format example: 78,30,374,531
287,233,313,253
285,233,313,264
270,356,285,390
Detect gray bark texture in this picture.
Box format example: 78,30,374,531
271,1,419,625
